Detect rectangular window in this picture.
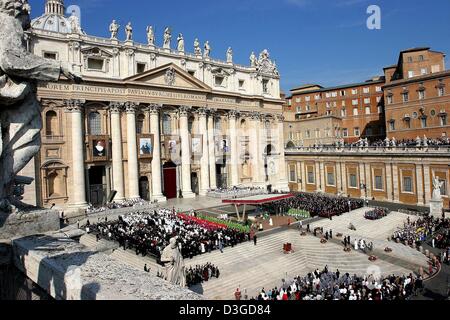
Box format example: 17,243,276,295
418,90,425,100
44,52,57,60
296,106,302,113
289,166,297,182
439,179,447,196
340,90,346,97
441,115,447,126
376,96,382,103
341,101,346,107
365,107,371,115
402,92,409,103
421,117,427,128
354,127,360,137
375,176,383,190
403,176,413,193
349,174,357,188
438,87,445,97
341,109,347,117
262,79,269,93
376,86,382,93
315,94,321,100
408,71,414,78
387,95,393,104
87,58,104,71
431,65,441,73
419,55,424,62
305,130,311,138
352,99,359,106
353,108,359,116
352,89,358,95
136,63,146,74
296,98,301,103
363,87,370,94
342,128,348,137
364,98,371,104
238,80,245,89
307,171,315,184
305,96,311,102
327,172,335,186
421,68,427,75
389,121,395,131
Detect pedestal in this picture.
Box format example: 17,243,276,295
430,199,443,219
0,209,60,240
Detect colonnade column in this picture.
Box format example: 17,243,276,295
125,102,140,199
109,102,125,201
423,164,431,204
228,110,240,187
198,108,210,195
179,106,195,198
392,163,400,203
207,110,217,190
65,99,88,208
149,104,166,202
386,163,393,201
416,164,424,205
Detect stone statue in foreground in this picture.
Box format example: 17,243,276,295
0,0,80,212
432,176,444,201
160,237,186,287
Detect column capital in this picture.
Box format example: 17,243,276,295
197,107,208,117
249,111,261,121
148,103,162,114
108,101,124,114
207,108,218,117
64,99,85,112
228,110,240,120
124,102,138,114
276,114,285,123
179,105,191,117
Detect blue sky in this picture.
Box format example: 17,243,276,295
30,0,450,93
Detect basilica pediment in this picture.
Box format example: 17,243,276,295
124,63,211,92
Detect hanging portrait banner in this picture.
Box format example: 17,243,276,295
138,134,154,159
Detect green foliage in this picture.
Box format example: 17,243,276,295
287,209,311,219
198,214,251,233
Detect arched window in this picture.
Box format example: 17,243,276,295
162,114,172,135
88,112,102,135
137,114,145,134
45,110,58,136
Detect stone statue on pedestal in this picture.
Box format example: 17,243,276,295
432,177,444,201
0,0,81,212
125,22,133,41
204,41,211,58
177,33,185,52
250,52,257,67
109,20,119,39
430,176,444,218
146,25,154,45
160,237,186,287
163,27,171,49
194,38,201,56
226,47,233,63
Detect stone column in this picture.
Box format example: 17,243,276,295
249,112,262,185
315,162,321,192
198,108,210,195
125,102,140,199
392,163,400,203
301,161,307,192
364,162,372,199
276,115,289,191
423,164,431,204
207,110,217,190
386,163,393,201
416,164,425,205
65,99,88,208
320,162,326,192
179,106,195,198
359,163,366,199
109,102,125,202
341,162,348,196
228,110,240,187
336,162,342,193
149,104,166,202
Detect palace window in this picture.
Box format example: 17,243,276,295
352,99,359,106
45,110,58,136
421,117,427,128
341,109,347,117
402,176,413,193
353,108,359,116
421,68,427,75
43,52,57,60
305,130,311,138
365,106,371,115
289,165,297,183
354,127,360,137
418,90,425,100
389,120,396,131
374,176,384,191
307,170,315,184
238,80,245,90
387,95,393,104
262,79,269,93
363,87,370,94
327,172,335,186
402,92,409,103
408,71,414,78
215,76,225,87
349,174,357,188
441,114,448,126
438,87,445,97
364,98,371,104
351,89,358,95
342,128,348,137
88,112,102,135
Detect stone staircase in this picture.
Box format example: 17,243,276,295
79,234,119,254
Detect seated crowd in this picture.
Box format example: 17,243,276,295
365,207,390,220
252,266,422,301
392,216,447,246
185,263,220,288
87,208,250,260
207,186,267,199
86,198,153,214
264,192,363,218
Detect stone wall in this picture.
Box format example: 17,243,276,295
0,210,60,241
12,234,203,300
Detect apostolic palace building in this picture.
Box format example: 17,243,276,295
22,0,288,213
284,47,450,210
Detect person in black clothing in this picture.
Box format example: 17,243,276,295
254,235,258,246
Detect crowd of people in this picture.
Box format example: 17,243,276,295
185,263,220,288
207,186,267,199
250,266,422,301
264,192,363,218
365,207,390,220
87,208,250,260
392,216,443,246
85,198,154,214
